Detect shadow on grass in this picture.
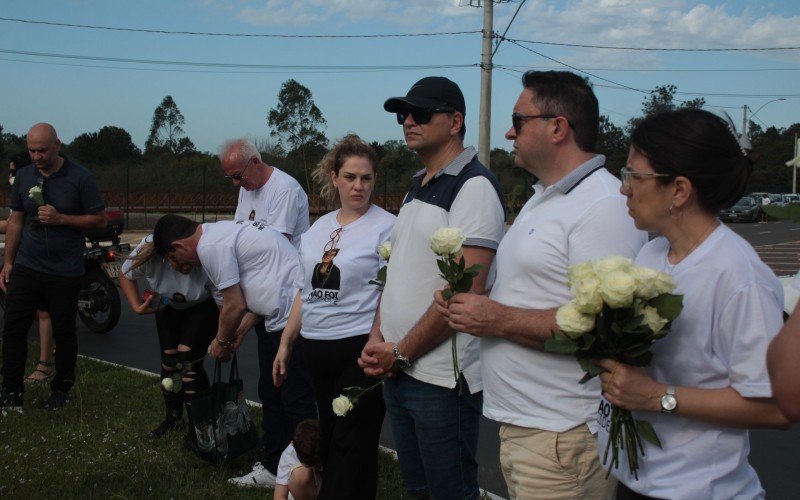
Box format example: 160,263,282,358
0,343,413,499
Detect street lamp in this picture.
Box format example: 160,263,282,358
742,98,786,140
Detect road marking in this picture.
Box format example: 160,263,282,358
759,231,772,234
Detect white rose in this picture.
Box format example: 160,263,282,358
638,305,669,333
9,176,14,186
567,260,597,287
632,265,661,299
430,227,466,256
599,270,637,308
378,241,392,260
592,256,633,279
332,395,354,417
571,275,603,314
556,301,596,338
29,186,42,196
161,377,174,392
653,270,677,295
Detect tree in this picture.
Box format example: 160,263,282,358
596,115,629,177
268,80,328,192
145,95,195,156
68,125,141,165
628,84,705,132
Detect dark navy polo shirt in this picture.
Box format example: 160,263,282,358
10,157,105,276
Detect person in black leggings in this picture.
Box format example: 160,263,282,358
119,235,219,440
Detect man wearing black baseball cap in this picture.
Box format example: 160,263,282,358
360,77,505,499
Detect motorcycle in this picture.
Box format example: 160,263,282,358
79,208,129,334
0,208,129,334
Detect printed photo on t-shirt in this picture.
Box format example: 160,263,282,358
311,248,341,291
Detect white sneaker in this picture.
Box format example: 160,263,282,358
228,462,277,488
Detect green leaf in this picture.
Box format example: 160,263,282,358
441,288,454,301
649,293,684,321
577,358,604,382
453,275,474,293
544,333,579,354
636,420,662,448
376,265,387,283
464,264,483,276
436,259,449,278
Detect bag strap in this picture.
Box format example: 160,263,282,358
228,353,240,383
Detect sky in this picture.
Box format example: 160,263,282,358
1,0,799,164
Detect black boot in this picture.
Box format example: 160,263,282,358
148,390,184,439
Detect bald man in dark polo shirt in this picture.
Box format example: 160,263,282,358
0,123,107,412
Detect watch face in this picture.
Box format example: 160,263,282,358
661,394,678,412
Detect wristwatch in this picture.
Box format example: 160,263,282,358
393,345,412,371
660,385,678,414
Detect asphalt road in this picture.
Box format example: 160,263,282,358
12,220,800,498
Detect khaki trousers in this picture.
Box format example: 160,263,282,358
499,423,617,500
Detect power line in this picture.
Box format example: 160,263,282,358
0,16,480,39
0,48,478,71
498,64,800,73
505,36,800,52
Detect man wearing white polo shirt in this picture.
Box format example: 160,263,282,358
218,139,316,487
441,71,647,499
359,76,505,500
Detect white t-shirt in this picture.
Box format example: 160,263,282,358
276,442,300,486
233,167,310,251
299,205,395,340
121,235,217,310
597,224,782,500
380,147,506,391
197,220,303,332
481,157,648,432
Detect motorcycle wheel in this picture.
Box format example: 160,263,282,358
79,268,121,334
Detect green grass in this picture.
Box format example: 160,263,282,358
0,344,412,499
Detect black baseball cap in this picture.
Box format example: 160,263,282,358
384,77,466,115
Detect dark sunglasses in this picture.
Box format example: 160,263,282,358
223,159,253,181
511,112,575,134
396,107,456,125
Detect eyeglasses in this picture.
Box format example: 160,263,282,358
511,113,575,134
223,159,253,181
619,166,673,188
396,107,456,125
324,227,342,253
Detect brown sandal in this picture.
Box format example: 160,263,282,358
25,360,55,383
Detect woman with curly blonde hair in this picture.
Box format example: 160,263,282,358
274,134,395,499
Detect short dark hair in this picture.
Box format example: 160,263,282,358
293,419,321,468
9,152,31,171
630,108,753,213
152,214,199,256
521,71,599,152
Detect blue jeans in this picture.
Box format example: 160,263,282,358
383,372,482,500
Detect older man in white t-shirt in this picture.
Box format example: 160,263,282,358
439,71,647,499
217,139,316,488
152,215,316,489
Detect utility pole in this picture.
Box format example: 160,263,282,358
741,105,749,142
478,0,493,168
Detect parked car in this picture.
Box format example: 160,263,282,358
719,196,762,223
785,193,800,205
749,192,770,205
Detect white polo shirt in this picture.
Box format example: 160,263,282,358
234,166,310,251
299,205,395,340
597,224,782,499
197,220,303,332
121,235,217,309
380,147,506,391
481,156,648,432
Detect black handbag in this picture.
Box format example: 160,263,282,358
188,354,259,463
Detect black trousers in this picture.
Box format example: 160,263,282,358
304,334,386,500
256,322,318,474
154,299,219,418
1,265,81,394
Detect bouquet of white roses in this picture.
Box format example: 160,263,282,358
28,184,45,226
430,227,482,388
544,256,683,479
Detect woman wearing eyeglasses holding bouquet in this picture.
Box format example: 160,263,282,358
595,108,790,499
273,134,395,499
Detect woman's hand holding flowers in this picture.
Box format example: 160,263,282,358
596,359,664,413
